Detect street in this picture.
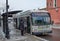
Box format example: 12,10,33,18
36,33,53,41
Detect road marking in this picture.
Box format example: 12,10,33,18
33,36,49,41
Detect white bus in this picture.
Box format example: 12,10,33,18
13,10,52,35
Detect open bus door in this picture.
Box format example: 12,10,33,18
26,17,31,33
13,18,18,29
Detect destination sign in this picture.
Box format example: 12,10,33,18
32,12,49,17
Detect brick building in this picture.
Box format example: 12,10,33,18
46,0,60,24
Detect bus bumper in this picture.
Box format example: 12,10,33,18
32,31,52,35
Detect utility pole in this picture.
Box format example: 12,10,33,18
5,0,10,39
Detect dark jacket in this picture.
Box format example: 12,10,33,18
20,21,24,30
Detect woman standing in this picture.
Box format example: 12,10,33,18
20,19,24,36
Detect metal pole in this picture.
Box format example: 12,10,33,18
5,0,10,39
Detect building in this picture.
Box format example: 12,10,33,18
46,0,60,24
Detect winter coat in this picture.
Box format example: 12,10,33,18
20,21,24,30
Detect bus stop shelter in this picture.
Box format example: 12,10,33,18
2,10,22,39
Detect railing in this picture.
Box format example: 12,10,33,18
52,24,60,28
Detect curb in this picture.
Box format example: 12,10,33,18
33,35,49,41
27,33,49,41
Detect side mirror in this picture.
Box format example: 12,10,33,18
51,21,54,25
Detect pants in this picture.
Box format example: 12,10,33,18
21,30,24,36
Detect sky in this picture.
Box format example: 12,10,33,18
0,0,46,11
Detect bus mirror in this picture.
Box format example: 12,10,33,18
51,21,54,25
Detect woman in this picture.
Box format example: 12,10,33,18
20,19,24,36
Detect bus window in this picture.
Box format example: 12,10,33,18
31,12,51,25
35,20,43,25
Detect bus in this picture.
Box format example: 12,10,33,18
13,10,52,35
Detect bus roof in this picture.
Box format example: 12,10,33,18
13,10,48,18
21,10,48,13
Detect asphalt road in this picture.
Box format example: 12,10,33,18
37,34,53,41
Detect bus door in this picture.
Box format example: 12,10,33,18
13,18,17,29
26,16,31,33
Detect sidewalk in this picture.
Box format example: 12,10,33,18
0,22,28,41
6,29,27,41
0,29,27,41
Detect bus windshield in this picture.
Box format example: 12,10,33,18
32,12,51,25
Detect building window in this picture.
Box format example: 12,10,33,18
53,0,57,8
50,2,52,6
47,3,48,7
